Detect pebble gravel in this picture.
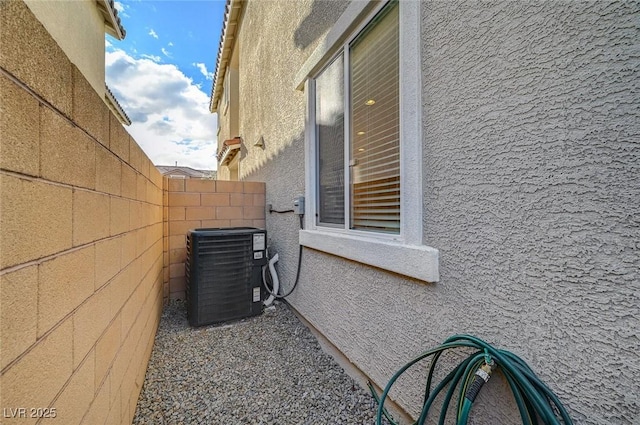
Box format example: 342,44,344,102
133,301,389,424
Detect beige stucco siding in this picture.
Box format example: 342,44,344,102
24,0,106,97
215,0,345,181
236,0,338,181
230,0,639,423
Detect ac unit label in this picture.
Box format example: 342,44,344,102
253,233,265,251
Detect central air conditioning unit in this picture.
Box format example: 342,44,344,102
186,227,267,327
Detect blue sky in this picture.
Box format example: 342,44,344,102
106,0,226,170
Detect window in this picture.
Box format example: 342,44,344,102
315,3,400,233
349,3,400,233
299,0,439,282
315,2,400,234
316,54,345,226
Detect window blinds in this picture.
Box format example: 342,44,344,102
349,2,400,233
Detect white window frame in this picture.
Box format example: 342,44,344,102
297,0,439,282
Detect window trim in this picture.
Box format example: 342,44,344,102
300,0,439,282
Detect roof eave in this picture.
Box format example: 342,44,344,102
105,84,132,126
97,0,126,40
218,143,241,165
209,0,244,113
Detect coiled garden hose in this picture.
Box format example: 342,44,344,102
369,334,573,425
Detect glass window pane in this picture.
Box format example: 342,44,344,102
349,2,400,233
316,54,345,225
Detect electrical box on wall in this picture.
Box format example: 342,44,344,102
293,195,305,215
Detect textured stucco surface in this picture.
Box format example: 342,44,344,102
416,2,640,422
223,1,640,423
228,0,348,277
23,0,106,97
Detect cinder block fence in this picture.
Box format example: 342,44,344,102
0,2,266,424
162,178,266,300
1,3,164,423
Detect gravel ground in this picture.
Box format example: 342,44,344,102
133,301,388,425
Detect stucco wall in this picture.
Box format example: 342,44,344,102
230,0,639,423
215,0,345,185
0,2,163,423
23,0,107,98
233,0,347,279
416,2,640,422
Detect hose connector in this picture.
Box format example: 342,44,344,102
464,360,495,403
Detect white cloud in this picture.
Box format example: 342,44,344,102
105,49,218,170
193,62,214,80
161,47,171,57
141,54,161,62
168,42,174,47
149,29,158,39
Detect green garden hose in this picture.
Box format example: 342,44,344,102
369,334,573,425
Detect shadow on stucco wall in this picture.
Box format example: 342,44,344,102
294,0,347,49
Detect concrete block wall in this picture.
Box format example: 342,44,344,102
0,2,164,424
163,178,266,300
